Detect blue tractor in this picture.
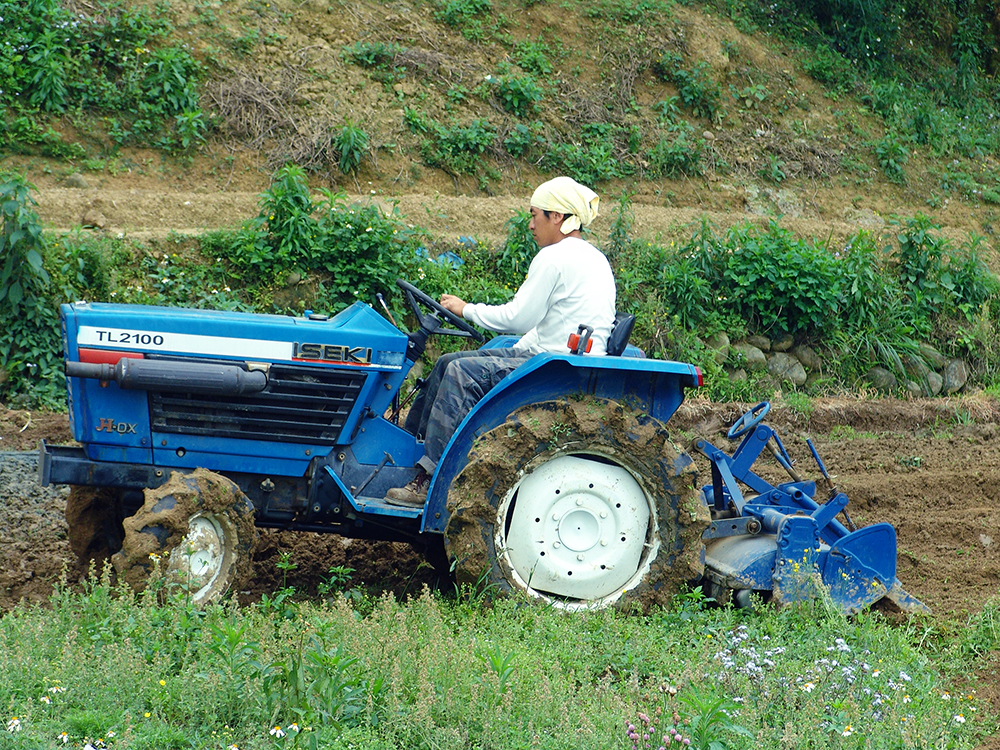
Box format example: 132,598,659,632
40,280,927,613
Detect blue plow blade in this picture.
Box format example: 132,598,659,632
822,523,897,614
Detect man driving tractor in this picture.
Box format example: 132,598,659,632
385,176,617,506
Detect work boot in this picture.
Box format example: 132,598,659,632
385,470,430,507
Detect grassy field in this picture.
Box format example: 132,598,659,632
2,568,998,750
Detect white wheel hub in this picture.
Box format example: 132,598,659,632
167,512,234,603
498,454,654,607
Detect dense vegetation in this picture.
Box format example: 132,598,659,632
4,0,1000,407
1,571,996,750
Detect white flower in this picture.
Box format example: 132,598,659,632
269,726,286,738
841,725,853,737
41,695,51,704
954,714,966,724
942,692,951,700
59,731,69,743
801,682,816,693
6,717,21,733
288,723,300,732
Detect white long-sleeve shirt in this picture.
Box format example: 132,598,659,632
462,236,616,355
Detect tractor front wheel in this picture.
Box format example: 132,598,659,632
444,398,708,611
112,469,258,605
65,486,126,571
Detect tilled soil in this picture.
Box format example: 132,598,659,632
3,397,1000,616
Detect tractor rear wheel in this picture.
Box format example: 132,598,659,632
112,469,258,605
444,398,708,611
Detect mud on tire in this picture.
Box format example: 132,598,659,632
443,398,709,611
113,469,258,605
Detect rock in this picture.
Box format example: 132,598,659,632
904,380,923,398
81,208,106,229
726,367,747,383
924,371,943,397
981,534,993,548
705,332,730,365
771,333,794,352
791,344,821,371
918,343,947,369
64,173,89,189
746,334,771,352
865,366,898,392
903,353,931,380
943,359,968,394
732,343,767,371
767,352,807,386
286,272,302,286
702,130,715,141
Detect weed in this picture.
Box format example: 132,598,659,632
876,132,908,183
336,120,369,174
647,123,704,177
761,154,786,183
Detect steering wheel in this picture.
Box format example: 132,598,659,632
727,401,771,440
396,279,485,342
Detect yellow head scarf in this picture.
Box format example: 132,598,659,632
529,176,600,234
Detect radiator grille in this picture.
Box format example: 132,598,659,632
150,363,367,445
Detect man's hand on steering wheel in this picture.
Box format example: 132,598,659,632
396,279,485,342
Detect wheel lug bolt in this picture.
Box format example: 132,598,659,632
600,511,607,518
601,539,607,546
577,554,584,561
552,513,559,521
576,498,583,506
553,541,562,549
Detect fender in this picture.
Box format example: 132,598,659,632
420,352,701,533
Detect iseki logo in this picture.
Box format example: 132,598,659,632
96,418,138,434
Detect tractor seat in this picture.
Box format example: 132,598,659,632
606,312,639,357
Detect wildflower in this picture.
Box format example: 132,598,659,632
7,717,21,733
903,694,911,703
842,725,853,737
59,731,69,743
942,692,951,700
229,745,239,750
954,714,966,724
159,679,166,686
288,723,300,732
801,682,816,693
270,726,286,738
41,695,51,704
107,731,115,738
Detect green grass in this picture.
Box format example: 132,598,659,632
1,571,996,750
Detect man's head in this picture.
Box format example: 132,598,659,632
528,176,599,248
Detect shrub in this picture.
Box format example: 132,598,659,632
494,74,543,117
0,174,63,408
345,40,402,68
655,52,721,120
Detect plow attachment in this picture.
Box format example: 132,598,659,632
694,402,929,615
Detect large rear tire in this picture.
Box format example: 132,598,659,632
444,398,709,611
112,469,258,605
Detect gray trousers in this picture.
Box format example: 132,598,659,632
405,348,534,472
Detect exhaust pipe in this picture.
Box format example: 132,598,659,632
66,358,267,396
